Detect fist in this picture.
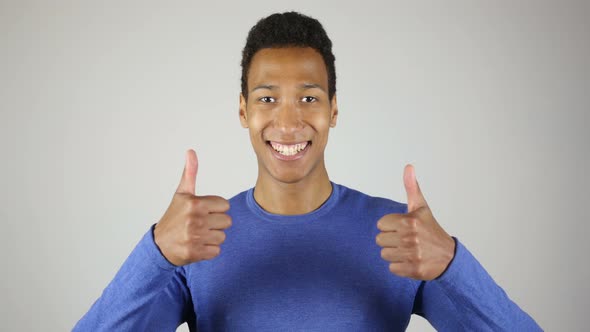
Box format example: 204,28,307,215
375,165,455,280
154,149,232,266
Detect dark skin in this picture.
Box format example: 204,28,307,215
154,46,455,280
154,151,231,266
239,47,338,215
377,164,455,280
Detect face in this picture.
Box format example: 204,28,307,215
239,47,338,184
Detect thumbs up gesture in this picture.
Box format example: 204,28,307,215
375,165,455,280
154,149,232,266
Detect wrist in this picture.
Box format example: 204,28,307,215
435,236,457,280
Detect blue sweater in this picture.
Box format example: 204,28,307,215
74,183,541,331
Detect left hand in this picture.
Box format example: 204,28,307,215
375,165,456,280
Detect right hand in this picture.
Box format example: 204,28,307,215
154,149,231,266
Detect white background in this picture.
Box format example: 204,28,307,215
1,1,589,331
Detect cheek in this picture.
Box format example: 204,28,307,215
305,113,332,134
246,113,268,139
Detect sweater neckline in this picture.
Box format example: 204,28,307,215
245,182,340,223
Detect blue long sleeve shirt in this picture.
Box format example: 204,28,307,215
74,183,541,331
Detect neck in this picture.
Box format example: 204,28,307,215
253,164,332,215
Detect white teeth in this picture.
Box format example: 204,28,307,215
270,141,308,156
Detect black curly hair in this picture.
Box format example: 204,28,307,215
240,12,336,101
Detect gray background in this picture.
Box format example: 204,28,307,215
1,1,589,331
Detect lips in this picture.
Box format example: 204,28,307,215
267,140,311,161
269,141,309,155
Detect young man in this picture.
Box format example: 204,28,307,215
74,12,541,331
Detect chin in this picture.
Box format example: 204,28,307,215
269,170,308,184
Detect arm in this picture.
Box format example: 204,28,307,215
74,150,230,331
413,238,542,331
375,165,541,330
73,226,194,331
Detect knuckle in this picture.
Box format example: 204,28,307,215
191,233,202,243
190,217,205,228
173,192,188,204
182,216,192,228
188,197,201,209
180,229,191,245
402,234,419,247
406,217,418,228
410,251,423,263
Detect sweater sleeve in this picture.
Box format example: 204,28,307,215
73,225,195,331
412,238,542,331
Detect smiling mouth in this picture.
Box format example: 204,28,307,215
267,141,311,157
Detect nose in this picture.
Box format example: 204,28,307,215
274,101,303,133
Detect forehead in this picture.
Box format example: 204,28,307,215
247,47,328,90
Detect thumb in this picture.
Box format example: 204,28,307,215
176,149,198,195
404,164,428,212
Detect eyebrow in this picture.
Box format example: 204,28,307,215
250,84,276,93
300,83,325,92
250,83,326,93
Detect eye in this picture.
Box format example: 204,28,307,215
259,96,275,103
301,96,317,103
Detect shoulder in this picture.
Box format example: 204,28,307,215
228,189,249,204
227,189,250,213
334,183,408,215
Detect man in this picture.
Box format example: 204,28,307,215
74,12,541,331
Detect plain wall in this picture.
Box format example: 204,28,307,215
1,1,589,331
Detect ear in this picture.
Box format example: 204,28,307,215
329,94,338,128
239,93,248,128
